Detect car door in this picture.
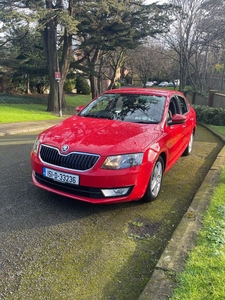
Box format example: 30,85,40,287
176,94,193,147
165,96,187,170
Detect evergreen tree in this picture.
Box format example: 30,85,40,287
0,0,173,109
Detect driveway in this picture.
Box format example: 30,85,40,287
0,125,223,300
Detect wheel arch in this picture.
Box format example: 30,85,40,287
193,125,196,136
159,151,166,173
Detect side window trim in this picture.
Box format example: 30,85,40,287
175,95,189,115
169,97,179,115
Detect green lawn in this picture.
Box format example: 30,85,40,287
210,125,225,135
65,94,91,106
0,94,91,123
171,166,225,300
0,104,60,123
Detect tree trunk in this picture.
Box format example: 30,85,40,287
47,75,58,111
90,74,98,98
41,15,59,111
87,47,100,98
59,29,73,109
41,0,72,112
25,74,31,94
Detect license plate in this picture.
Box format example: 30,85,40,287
43,167,79,185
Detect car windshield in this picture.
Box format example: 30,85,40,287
79,93,166,124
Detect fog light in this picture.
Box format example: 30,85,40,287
101,187,130,197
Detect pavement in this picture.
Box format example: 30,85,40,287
1,120,225,299
0,118,66,136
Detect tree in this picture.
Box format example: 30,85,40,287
0,25,48,93
129,43,165,85
0,0,78,112
0,0,174,109
38,0,78,112
72,0,174,98
199,0,225,91
100,47,128,91
160,0,208,91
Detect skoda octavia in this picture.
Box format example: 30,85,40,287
31,88,196,204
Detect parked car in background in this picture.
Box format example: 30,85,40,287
174,79,180,85
31,88,196,204
143,81,154,87
168,79,180,87
158,81,169,87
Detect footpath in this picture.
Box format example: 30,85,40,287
0,119,225,299
0,119,65,136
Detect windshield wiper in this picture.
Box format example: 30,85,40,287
133,120,159,124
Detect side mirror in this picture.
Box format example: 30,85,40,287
169,114,187,125
76,105,84,114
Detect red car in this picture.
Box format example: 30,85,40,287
31,88,196,204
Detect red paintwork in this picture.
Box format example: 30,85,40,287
31,88,196,204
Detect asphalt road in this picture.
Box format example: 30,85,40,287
0,125,223,300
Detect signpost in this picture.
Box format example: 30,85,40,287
55,72,62,117
55,72,61,81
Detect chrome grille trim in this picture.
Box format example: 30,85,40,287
39,144,100,171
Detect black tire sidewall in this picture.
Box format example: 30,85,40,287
142,156,164,202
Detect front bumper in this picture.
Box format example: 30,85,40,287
31,153,151,204
32,171,135,204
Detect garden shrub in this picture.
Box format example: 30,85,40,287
64,78,76,93
75,76,90,95
192,105,225,126
116,82,121,89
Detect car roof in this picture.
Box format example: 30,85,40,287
104,88,183,97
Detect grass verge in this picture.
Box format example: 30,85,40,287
170,166,225,300
0,94,91,123
210,125,225,135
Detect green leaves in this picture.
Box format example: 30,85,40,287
193,105,225,125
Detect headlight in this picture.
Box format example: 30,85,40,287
102,153,144,170
32,138,40,154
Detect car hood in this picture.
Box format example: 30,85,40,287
39,116,162,155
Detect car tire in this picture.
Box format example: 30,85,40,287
183,132,194,156
142,156,164,202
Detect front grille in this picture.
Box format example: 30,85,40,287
40,145,99,171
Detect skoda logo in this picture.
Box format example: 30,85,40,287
62,145,69,152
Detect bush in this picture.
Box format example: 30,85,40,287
116,81,121,89
64,78,76,93
75,76,90,95
192,105,225,126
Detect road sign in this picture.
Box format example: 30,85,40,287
55,72,61,80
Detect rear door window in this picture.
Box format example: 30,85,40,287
176,96,189,114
